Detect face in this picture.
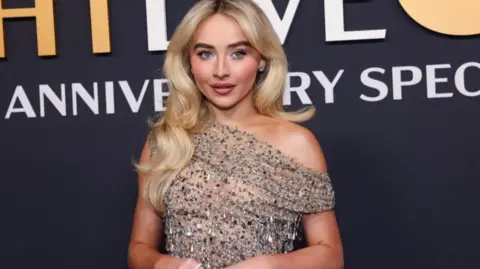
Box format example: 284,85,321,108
189,14,265,111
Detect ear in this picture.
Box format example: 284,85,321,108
258,60,266,72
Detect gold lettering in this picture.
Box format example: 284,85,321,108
0,0,56,58
399,0,480,36
90,0,111,53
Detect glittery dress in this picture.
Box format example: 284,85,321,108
155,121,335,269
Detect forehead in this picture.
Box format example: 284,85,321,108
193,14,249,45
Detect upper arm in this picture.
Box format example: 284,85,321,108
283,126,342,250
129,140,163,249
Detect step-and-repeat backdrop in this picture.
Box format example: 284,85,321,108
1,0,479,268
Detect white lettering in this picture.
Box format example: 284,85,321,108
392,66,422,100
39,84,67,117
72,83,99,115
252,0,300,44
284,72,311,105
146,0,169,51
312,70,344,104
426,64,453,98
5,86,37,119
455,62,480,97
119,80,150,113
324,0,386,42
105,81,115,114
360,67,388,102
154,79,170,112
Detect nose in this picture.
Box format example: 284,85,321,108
213,56,230,78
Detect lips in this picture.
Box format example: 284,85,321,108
210,83,236,95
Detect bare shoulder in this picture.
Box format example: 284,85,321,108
266,119,328,173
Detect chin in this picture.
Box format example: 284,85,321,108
208,98,240,110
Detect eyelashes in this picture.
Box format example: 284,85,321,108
196,50,247,59
231,50,247,59
197,51,213,59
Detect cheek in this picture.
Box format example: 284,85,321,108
233,61,259,84
190,58,210,83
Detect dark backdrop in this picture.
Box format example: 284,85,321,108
1,0,479,268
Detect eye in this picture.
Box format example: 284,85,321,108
197,51,213,59
231,50,247,59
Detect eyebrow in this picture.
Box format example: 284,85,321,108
193,41,251,50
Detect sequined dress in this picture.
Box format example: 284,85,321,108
151,121,335,269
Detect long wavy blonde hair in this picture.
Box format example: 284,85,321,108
137,0,316,212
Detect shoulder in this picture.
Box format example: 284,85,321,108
273,120,328,173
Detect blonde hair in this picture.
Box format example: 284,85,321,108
137,0,315,212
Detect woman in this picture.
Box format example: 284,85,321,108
128,1,343,269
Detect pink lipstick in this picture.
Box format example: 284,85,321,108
211,83,236,95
